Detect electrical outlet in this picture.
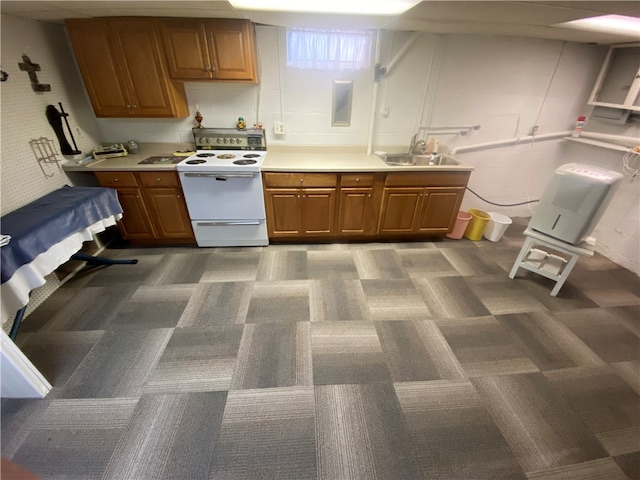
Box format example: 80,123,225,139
529,125,539,136
274,122,286,135
75,127,83,138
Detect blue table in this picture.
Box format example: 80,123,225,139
1,186,137,338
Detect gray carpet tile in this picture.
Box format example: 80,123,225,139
555,308,640,363
143,252,210,285
353,249,408,279
413,276,491,318
37,286,134,332
210,387,317,479
144,326,243,394
83,253,165,286
177,282,252,327
361,278,432,321
438,316,539,376
109,284,194,330
311,322,392,385
257,250,309,280
495,310,605,371
525,458,630,480
316,383,421,480
103,392,227,480
611,361,640,396
439,243,506,276
4,228,640,480
309,279,369,322
395,380,526,479
306,250,360,279
232,322,312,390
1,398,54,458
544,365,640,456
466,274,550,315
606,305,640,336
397,248,458,277
12,398,138,479
245,281,311,323
613,451,640,480
201,250,261,282
376,320,465,382
472,372,609,473
59,328,172,398
18,330,105,387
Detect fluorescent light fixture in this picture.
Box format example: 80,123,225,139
556,14,640,36
229,0,421,16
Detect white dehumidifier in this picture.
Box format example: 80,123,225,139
528,163,623,244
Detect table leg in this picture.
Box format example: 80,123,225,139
509,237,534,279
71,252,138,265
550,253,580,297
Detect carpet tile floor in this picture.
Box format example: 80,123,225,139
2,217,639,479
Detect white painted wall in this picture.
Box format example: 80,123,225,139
0,14,103,318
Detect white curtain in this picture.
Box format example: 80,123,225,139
286,28,373,70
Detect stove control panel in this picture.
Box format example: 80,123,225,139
193,128,266,151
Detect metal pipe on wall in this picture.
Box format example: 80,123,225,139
449,131,572,155
366,30,383,156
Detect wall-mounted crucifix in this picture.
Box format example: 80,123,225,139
18,54,51,92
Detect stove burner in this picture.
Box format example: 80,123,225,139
217,154,236,159
233,159,257,165
186,159,207,164
196,153,216,157
243,154,260,158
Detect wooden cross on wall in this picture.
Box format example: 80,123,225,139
18,54,51,92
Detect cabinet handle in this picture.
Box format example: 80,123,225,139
156,178,161,182
356,178,360,183
299,178,304,183
368,194,371,197
114,178,119,182
132,104,138,109
126,104,132,109
177,195,181,199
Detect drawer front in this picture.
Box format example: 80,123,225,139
264,173,337,188
95,171,138,188
137,171,180,188
385,171,470,187
340,174,374,187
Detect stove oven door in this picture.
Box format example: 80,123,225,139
179,171,266,220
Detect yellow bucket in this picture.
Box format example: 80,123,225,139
464,209,491,241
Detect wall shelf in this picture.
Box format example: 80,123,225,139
564,137,634,153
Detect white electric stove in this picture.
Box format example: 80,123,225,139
177,128,268,247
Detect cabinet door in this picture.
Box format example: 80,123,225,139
143,187,195,240
301,189,337,235
110,19,188,117
113,188,156,240
589,45,640,111
264,189,302,236
338,188,374,235
160,19,213,80
65,19,132,117
378,188,422,234
205,20,257,82
416,187,465,233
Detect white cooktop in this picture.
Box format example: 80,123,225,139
176,150,266,172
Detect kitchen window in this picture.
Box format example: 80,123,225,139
286,28,373,70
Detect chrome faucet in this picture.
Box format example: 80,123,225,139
408,134,427,155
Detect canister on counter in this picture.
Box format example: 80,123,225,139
126,140,140,154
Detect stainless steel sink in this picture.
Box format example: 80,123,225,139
379,153,461,167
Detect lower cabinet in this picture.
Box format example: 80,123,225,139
95,171,195,243
264,170,470,241
263,173,337,237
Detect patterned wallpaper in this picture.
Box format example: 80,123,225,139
1,14,102,322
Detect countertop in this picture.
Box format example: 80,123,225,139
62,144,474,173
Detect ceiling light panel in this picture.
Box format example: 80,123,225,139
229,0,421,16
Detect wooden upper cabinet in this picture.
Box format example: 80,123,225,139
66,18,189,118
160,18,258,82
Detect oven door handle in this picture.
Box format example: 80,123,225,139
183,173,256,179
196,221,261,226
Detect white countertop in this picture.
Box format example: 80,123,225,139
62,144,474,173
